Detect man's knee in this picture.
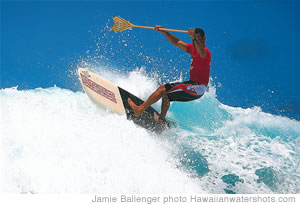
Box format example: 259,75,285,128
158,84,167,95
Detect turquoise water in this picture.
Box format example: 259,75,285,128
1,68,299,193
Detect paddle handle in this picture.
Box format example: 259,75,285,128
132,25,188,33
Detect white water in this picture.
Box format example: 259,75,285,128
1,68,299,193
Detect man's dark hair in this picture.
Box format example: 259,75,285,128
195,28,205,38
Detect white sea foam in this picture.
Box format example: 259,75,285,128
0,86,202,193
0,68,299,193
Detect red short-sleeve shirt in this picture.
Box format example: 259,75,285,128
186,44,211,86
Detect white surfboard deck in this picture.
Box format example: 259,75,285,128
78,68,126,115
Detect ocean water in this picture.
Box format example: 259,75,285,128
1,68,299,194
1,0,300,195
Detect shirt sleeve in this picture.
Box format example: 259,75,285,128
186,44,194,54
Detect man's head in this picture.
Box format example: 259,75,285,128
195,28,205,38
194,28,206,43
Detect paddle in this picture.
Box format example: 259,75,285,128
112,16,188,33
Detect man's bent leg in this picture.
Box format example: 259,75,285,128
128,85,167,117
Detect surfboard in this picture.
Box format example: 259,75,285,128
78,68,175,133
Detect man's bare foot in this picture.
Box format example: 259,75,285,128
128,98,142,117
153,112,165,126
153,112,160,122
153,112,174,128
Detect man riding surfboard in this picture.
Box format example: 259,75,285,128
128,25,211,125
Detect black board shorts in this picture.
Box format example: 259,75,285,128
165,80,207,102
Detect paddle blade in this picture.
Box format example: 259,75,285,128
112,16,133,32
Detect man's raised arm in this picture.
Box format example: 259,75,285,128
155,25,188,52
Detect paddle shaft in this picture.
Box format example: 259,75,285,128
132,25,188,33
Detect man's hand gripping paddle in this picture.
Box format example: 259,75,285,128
112,16,188,33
